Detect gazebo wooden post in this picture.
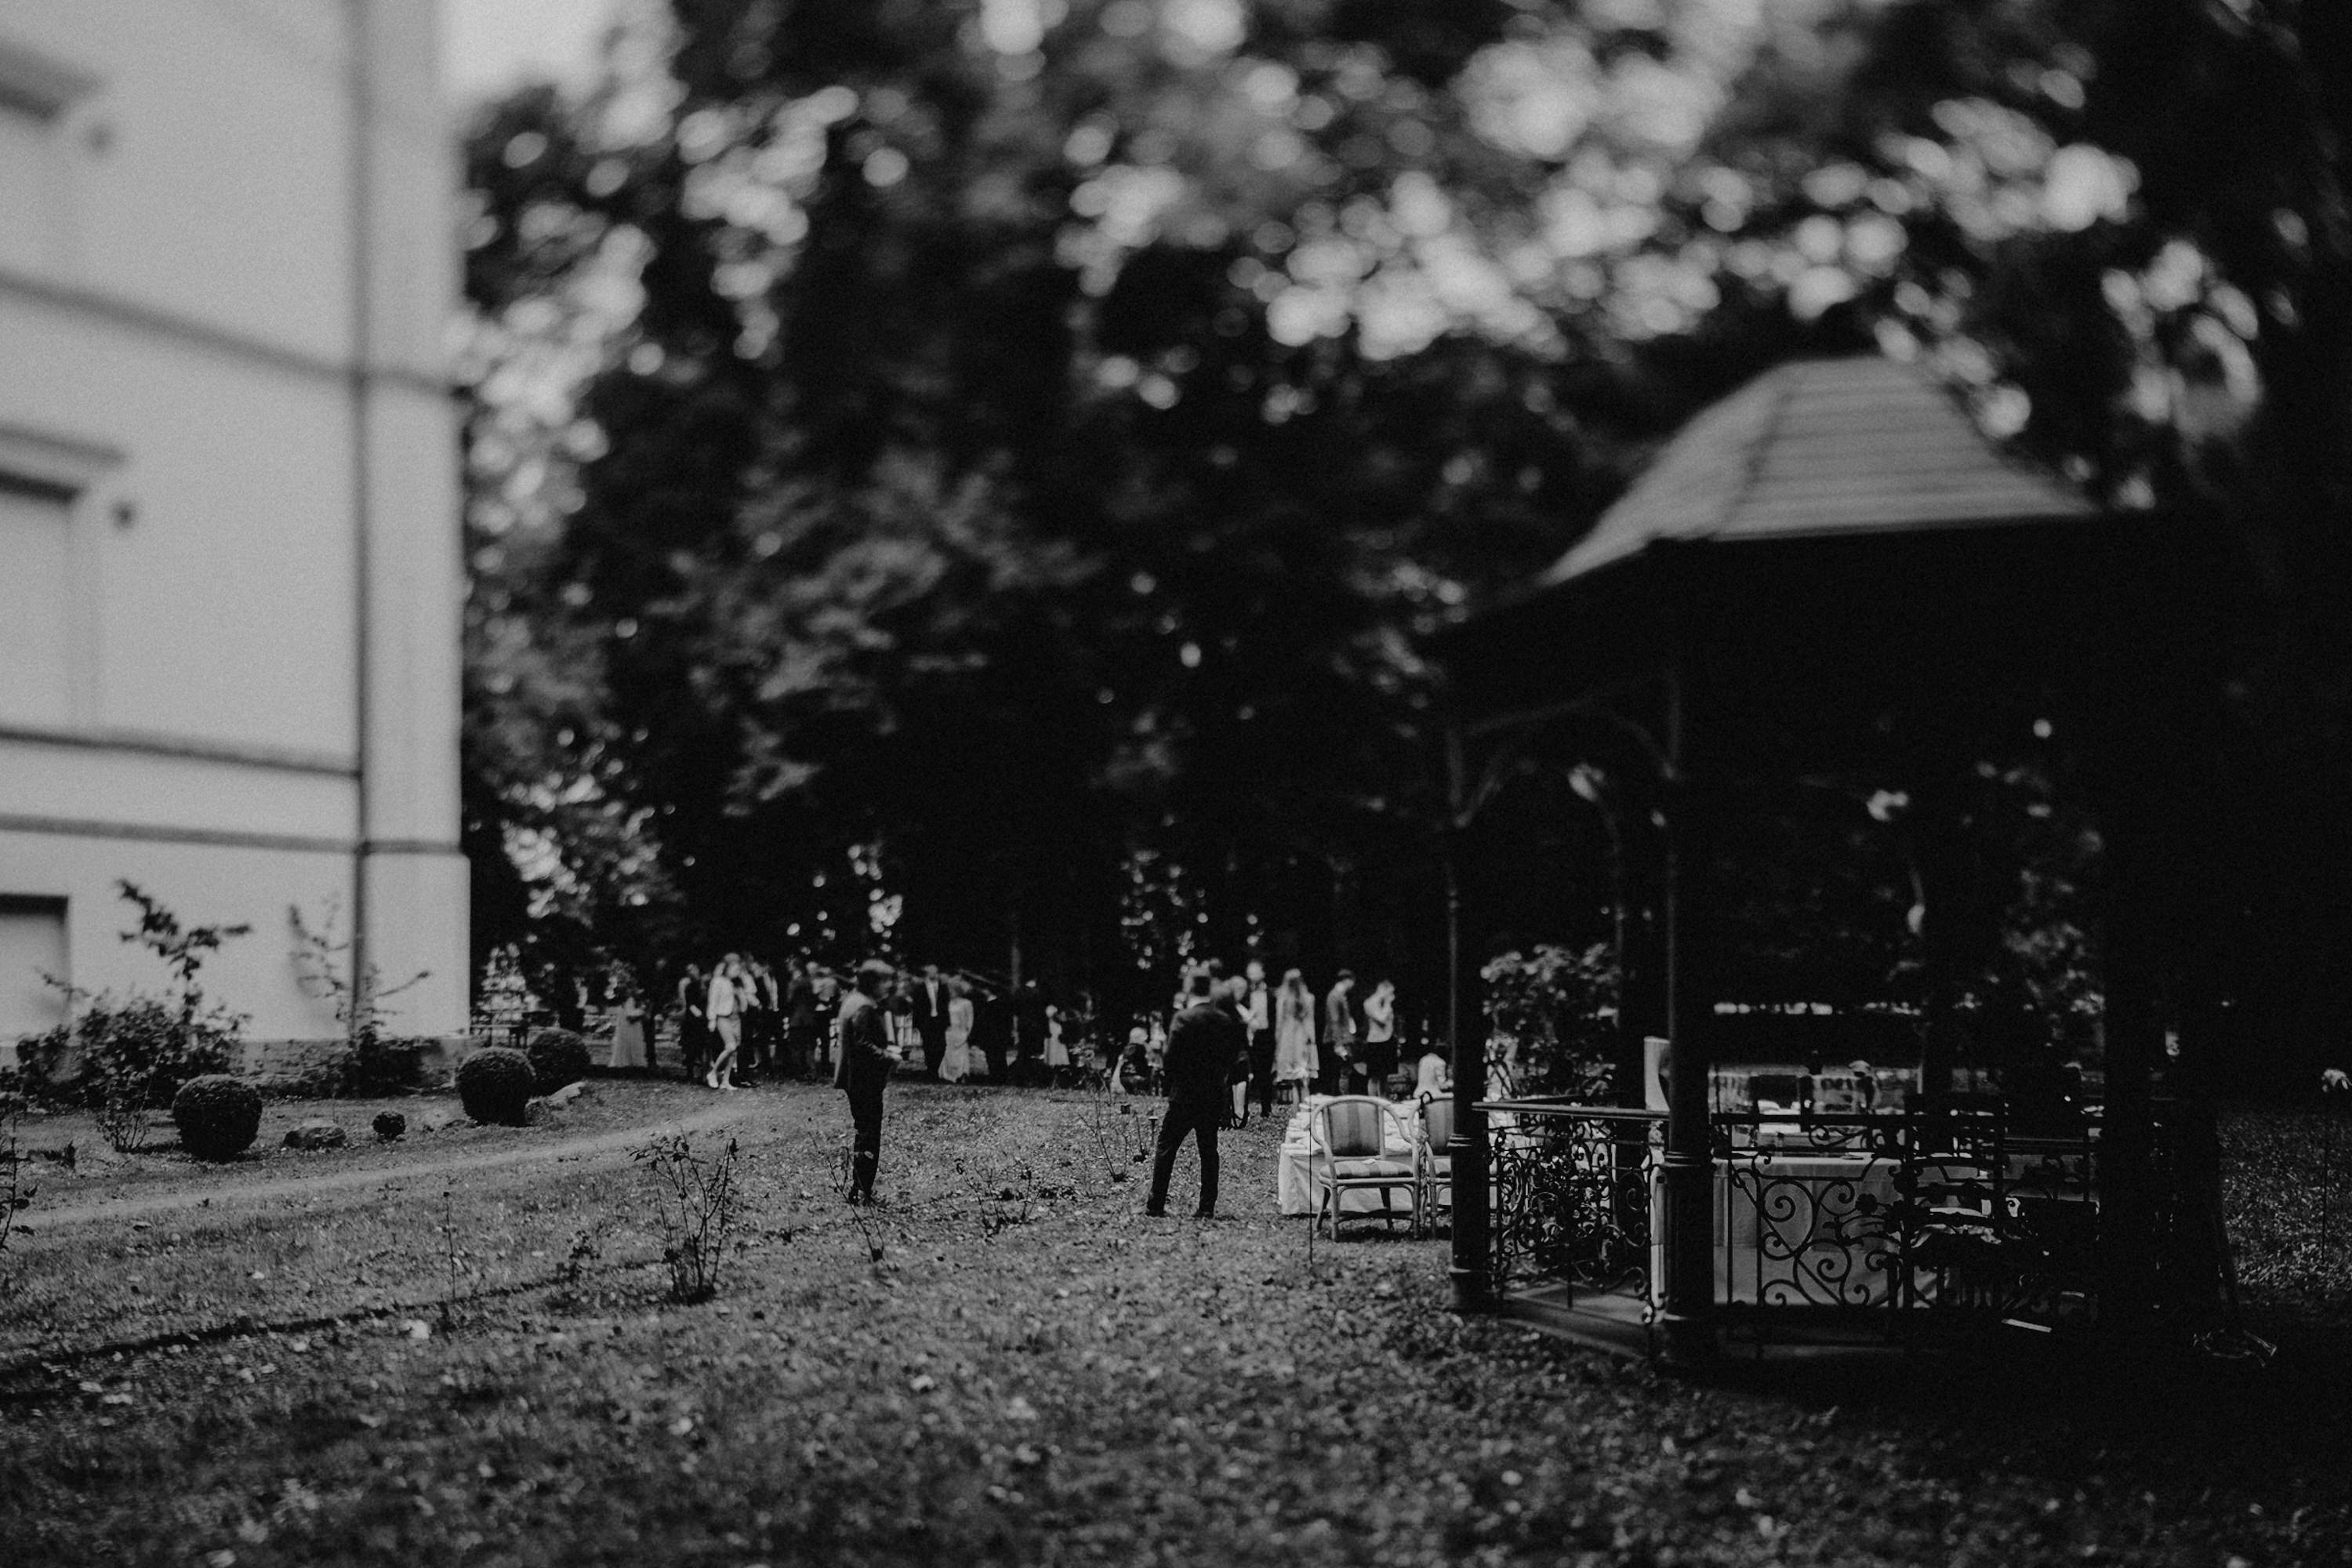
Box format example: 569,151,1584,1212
2082,575,2177,1343
1445,727,1491,1313
2092,760,2165,1340
1656,558,1717,1367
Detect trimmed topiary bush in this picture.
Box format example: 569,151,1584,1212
526,1028,592,1094
172,1075,262,1161
456,1047,535,1126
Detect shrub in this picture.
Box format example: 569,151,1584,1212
632,1132,744,1303
16,885,249,1138
1,1070,32,1273
290,901,430,1096
172,1075,262,1161
342,1033,426,1098
526,1028,592,1094
1481,943,1619,1101
372,1110,407,1142
13,1025,78,1111
456,1047,535,1126
27,998,241,1151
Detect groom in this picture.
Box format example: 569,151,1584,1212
833,960,897,1204
910,962,950,1079
1146,969,1246,1219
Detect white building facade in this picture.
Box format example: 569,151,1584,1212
0,1,467,1049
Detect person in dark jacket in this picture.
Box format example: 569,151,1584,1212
783,962,819,1080
674,964,708,1083
1146,971,1246,1218
1013,980,1050,1085
834,960,898,1204
910,963,951,1079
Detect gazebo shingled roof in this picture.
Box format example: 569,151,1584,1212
1542,354,2096,587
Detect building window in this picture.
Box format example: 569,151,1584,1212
0,424,119,731
0,895,67,1056
0,477,73,726
0,37,99,277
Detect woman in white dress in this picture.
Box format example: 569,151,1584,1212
940,978,978,1082
1044,1003,1071,1081
605,975,649,1071
1272,968,1317,1103
706,956,745,1091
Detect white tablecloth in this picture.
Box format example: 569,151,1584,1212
1276,1097,1425,1218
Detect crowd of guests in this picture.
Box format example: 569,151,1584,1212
594,951,1437,1111
1109,960,1436,1127
597,956,1097,1091
592,949,1443,1212
1132,958,1447,1218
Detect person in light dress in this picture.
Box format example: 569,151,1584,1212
605,974,649,1071
1273,968,1317,1104
940,977,980,1082
706,955,746,1091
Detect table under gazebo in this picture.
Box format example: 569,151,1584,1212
1434,354,2230,1363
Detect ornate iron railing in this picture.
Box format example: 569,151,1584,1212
1482,1102,1666,1315
1709,1106,2104,1343
1478,1099,2114,1348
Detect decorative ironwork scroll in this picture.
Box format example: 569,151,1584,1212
1483,1103,1664,1313
1480,1098,2126,1348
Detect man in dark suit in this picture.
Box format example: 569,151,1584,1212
910,964,950,1079
1013,980,1049,1085
1323,970,1359,1095
1146,970,1246,1219
833,960,898,1204
974,985,1010,1083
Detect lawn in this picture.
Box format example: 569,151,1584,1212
2,1082,2347,1567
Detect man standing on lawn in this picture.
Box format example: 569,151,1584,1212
1147,969,1246,1219
834,959,898,1204
911,962,951,1079
1241,958,1276,1123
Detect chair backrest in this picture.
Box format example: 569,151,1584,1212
1421,1095,1454,1152
1316,1097,1388,1158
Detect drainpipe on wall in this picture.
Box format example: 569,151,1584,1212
344,0,373,1044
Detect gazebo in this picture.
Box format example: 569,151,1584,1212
1436,354,2223,1363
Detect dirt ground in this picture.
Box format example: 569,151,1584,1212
2,1080,2347,1567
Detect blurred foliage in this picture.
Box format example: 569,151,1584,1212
457,0,2350,1077
1480,942,1617,1098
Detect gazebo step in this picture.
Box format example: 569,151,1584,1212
1493,1284,1654,1359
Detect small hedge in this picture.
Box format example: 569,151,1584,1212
526,1028,592,1094
172,1075,262,1161
456,1047,535,1126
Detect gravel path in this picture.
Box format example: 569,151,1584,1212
24,1093,774,1231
